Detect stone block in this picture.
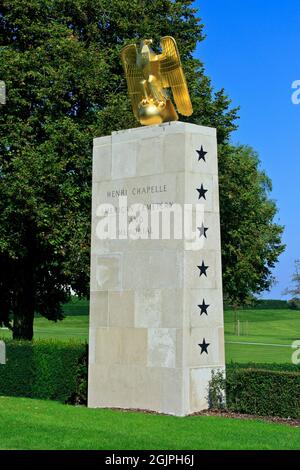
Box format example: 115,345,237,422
89,291,109,328
108,290,135,327
163,132,186,173
161,368,185,416
188,327,225,367
184,250,222,290
186,288,224,329
95,327,123,366
90,254,122,291
135,289,162,328
147,328,177,368
186,132,218,176
122,250,183,290
137,136,164,176
93,141,112,182
112,141,137,180
185,173,215,212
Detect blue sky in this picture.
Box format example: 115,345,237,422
194,0,300,299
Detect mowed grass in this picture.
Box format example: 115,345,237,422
225,309,300,363
0,396,299,450
0,298,89,342
0,306,299,450
1,303,299,364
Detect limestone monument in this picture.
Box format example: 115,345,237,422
88,37,225,416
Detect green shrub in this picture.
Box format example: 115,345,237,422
208,370,226,409
0,339,86,402
287,298,300,310
67,344,88,405
226,367,300,419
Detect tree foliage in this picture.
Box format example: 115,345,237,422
0,0,284,338
219,145,285,304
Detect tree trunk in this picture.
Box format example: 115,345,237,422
12,235,37,341
0,298,11,328
12,264,35,341
13,307,34,341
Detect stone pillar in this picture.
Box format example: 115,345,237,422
88,122,225,416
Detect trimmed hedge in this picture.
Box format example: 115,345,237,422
227,362,300,372
69,359,300,417
226,366,300,419
1,339,300,419
0,339,86,403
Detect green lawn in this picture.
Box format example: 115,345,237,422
0,396,299,450
0,315,88,342
225,309,300,363
1,304,299,364
0,306,299,450
0,298,89,342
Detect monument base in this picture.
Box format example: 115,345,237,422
88,122,225,416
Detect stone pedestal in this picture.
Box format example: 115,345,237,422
88,122,225,416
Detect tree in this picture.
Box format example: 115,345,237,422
218,144,285,305
285,260,300,297
0,0,284,338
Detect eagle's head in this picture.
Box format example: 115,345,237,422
139,38,154,55
138,39,155,66
142,39,153,46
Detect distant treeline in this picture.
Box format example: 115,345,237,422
225,299,289,310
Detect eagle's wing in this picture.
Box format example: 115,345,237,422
120,44,144,120
159,36,193,116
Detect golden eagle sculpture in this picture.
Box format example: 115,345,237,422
121,36,193,126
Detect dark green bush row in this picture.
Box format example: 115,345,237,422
226,367,300,419
1,339,299,419
35,297,89,318
0,339,87,403
288,298,300,310
253,299,289,309
227,362,300,372
225,299,289,310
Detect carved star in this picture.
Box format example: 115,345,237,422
197,222,209,238
197,184,208,200
198,261,209,277
198,338,210,355
196,146,207,162
198,299,210,316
